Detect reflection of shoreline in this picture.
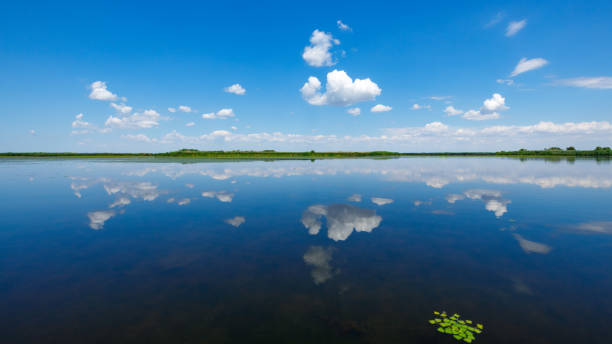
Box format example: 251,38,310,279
119,159,612,189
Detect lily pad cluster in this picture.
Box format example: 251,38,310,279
428,311,483,342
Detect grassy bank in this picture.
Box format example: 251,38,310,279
1,147,611,159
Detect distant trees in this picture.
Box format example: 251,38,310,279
566,146,576,151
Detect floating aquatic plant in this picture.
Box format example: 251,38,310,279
429,312,483,343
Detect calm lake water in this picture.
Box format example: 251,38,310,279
1,157,612,343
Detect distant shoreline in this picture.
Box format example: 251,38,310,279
1,148,611,159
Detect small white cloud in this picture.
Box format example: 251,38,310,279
89,81,118,101
482,93,509,112
105,109,165,129
302,29,340,67
372,104,392,112
202,108,236,120
506,19,527,37
462,93,508,121
168,107,176,113
371,197,393,206
301,70,381,106
497,79,515,86
29,129,36,135
510,57,549,77
225,216,245,227
444,106,464,116
231,126,238,130
411,104,430,110
337,20,352,31
178,105,192,113
347,107,361,116
485,11,505,28
224,83,246,95
424,121,449,132
185,122,195,127
430,96,451,101
110,103,132,114
347,194,362,202
555,77,612,89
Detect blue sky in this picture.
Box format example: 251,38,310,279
1,0,611,152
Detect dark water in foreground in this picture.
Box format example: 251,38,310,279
1,157,611,343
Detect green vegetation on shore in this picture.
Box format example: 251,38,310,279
1,147,610,159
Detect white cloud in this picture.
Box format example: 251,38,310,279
462,93,508,121
29,129,36,135
71,113,110,134
347,194,362,202
555,77,612,89
88,210,115,230
303,246,335,285
485,12,505,28
463,110,500,121
168,107,176,113
347,107,361,116
301,204,382,241
225,216,245,227
224,83,246,95
231,126,238,131
513,234,551,254
424,121,449,132
178,105,192,113
411,104,430,110
89,81,118,101
371,197,393,206
302,30,339,67
122,133,152,142
110,103,132,114
105,109,165,129
202,108,235,120
510,57,549,77
430,96,451,101
483,93,509,112
444,106,464,116
121,120,612,150
301,70,381,106
371,104,392,112
497,79,515,86
506,19,527,37
337,20,352,31
185,122,195,127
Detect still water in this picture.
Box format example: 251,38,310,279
1,157,611,343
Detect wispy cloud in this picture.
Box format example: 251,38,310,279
337,20,352,31
554,77,612,89
510,57,549,77
506,19,527,37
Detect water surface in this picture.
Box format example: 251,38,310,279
1,157,611,343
